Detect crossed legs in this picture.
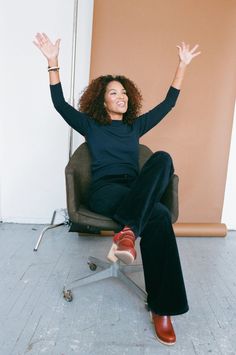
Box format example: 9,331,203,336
89,151,189,344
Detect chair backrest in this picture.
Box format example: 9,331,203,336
66,142,153,205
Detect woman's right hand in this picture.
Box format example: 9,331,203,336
33,32,61,61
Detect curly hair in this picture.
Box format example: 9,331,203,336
78,75,143,125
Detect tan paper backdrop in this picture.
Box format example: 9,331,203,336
89,0,236,233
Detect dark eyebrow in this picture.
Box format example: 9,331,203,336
107,88,126,92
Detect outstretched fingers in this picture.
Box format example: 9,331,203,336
33,32,61,60
190,44,199,53
176,41,201,65
190,44,201,56
190,44,201,57
42,32,50,41
34,32,50,47
192,51,201,58
33,33,43,47
55,38,61,48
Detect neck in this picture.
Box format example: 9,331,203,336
109,113,123,120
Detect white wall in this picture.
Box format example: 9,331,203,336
222,103,236,230
0,0,93,223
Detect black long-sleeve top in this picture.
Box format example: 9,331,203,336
50,83,180,182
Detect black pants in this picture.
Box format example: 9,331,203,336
89,151,189,316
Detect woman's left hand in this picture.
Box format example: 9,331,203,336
177,42,201,65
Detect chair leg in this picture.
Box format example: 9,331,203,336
65,266,114,290
117,268,147,302
120,264,143,273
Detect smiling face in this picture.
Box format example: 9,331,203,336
104,80,128,120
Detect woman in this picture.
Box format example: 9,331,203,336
33,32,200,346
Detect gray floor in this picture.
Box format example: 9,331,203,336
0,224,236,355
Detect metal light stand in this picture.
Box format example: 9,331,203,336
34,0,79,252
33,209,69,251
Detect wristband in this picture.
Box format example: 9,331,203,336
48,66,60,72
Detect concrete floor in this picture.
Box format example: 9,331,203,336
0,223,236,355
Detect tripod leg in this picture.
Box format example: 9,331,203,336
33,223,65,251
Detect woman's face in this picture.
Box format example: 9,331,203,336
104,80,128,120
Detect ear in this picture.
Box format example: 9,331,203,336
104,102,107,107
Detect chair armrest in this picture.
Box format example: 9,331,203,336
161,174,179,223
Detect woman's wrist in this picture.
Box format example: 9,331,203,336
48,58,59,67
171,61,187,89
178,61,187,69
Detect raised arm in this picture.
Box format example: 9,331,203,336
136,42,201,136
171,42,201,89
33,33,88,135
33,32,61,85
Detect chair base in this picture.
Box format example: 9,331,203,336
63,256,147,303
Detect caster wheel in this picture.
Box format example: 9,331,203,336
88,262,97,271
63,288,73,302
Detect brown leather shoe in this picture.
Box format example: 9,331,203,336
151,312,176,345
114,227,137,264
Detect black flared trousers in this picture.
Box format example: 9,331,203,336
89,151,189,316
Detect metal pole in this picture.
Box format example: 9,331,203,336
68,0,79,159
33,0,79,251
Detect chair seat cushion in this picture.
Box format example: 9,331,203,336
69,205,120,233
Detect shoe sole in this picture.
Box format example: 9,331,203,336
107,243,118,262
155,334,176,346
114,250,135,264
